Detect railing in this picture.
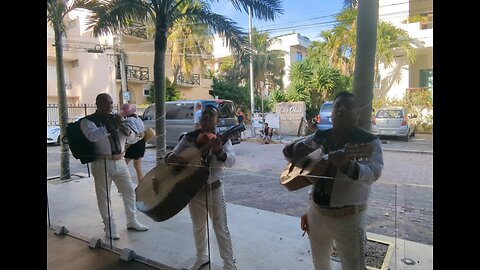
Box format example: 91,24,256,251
116,65,149,81
176,72,201,86
122,24,147,39
47,104,120,126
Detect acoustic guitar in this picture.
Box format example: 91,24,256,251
280,143,374,191
136,124,246,222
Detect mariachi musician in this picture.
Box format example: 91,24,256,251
165,105,238,270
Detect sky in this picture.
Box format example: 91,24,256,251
210,0,346,41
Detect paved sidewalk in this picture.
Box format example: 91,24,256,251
47,176,432,270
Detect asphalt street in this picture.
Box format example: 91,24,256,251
47,133,433,245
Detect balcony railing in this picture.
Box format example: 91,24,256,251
176,73,201,86
116,65,149,81
122,24,147,39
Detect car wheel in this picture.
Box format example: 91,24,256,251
404,133,409,142
411,127,416,137
57,136,61,145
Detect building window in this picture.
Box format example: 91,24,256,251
419,69,433,91
296,52,303,62
47,64,70,89
143,88,150,97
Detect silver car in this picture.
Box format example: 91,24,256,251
371,106,416,142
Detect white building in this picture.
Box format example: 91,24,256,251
47,10,212,107
378,0,433,100
268,32,311,89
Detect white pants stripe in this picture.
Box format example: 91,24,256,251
91,159,138,225
308,198,367,270
188,185,237,270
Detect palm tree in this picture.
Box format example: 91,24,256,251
87,0,283,164
251,28,285,95
47,0,96,180
167,11,213,86
351,0,378,130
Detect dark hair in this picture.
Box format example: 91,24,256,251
202,104,219,116
333,91,356,102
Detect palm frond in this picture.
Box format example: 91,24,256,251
224,0,283,21
85,0,150,36
185,6,251,58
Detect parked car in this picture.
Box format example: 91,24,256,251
47,126,61,145
142,99,240,148
316,101,333,131
47,116,82,145
371,106,416,142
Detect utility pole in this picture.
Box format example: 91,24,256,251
118,25,128,104
248,6,255,136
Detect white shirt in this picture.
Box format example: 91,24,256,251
80,117,136,156
125,116,145,134
284,131,383,207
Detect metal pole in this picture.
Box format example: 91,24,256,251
118,25,128,104
248,6,255,137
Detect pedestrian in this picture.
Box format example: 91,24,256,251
194,102,202,130
236,107,245,140
166,105,238,270
119,103,146,184
261,122,273,144
236,107,244,125
282,91,384,270
80,93,148,240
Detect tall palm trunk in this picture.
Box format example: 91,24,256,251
54,24,71,180
154,25,168,164
352,0,378,131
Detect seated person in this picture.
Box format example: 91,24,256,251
260,122,273,144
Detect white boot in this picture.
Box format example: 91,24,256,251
181,256,209,270
122,189,148,231
126,219,149,231
103,220,119,240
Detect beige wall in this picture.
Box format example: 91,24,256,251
122,34,212,104
409,50,433,89
47,11,117,105
48,12,213,106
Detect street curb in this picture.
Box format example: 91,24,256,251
382,148,433,155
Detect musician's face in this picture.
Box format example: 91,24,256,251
200,111,218,132
331,96,358,130
96,94,114,116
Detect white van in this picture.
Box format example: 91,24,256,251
142,99,240,148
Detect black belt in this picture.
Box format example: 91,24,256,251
200,180,222,192
314,204,367,217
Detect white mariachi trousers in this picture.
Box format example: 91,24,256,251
188,184,237,270
91,159,138,230
307,198,367,270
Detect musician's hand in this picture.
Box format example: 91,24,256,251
310,158,330,176
196,132,217,145
329,150,350,167
166,154,188,165
211,137,223,155
112,114,125,126
300,213,308,236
